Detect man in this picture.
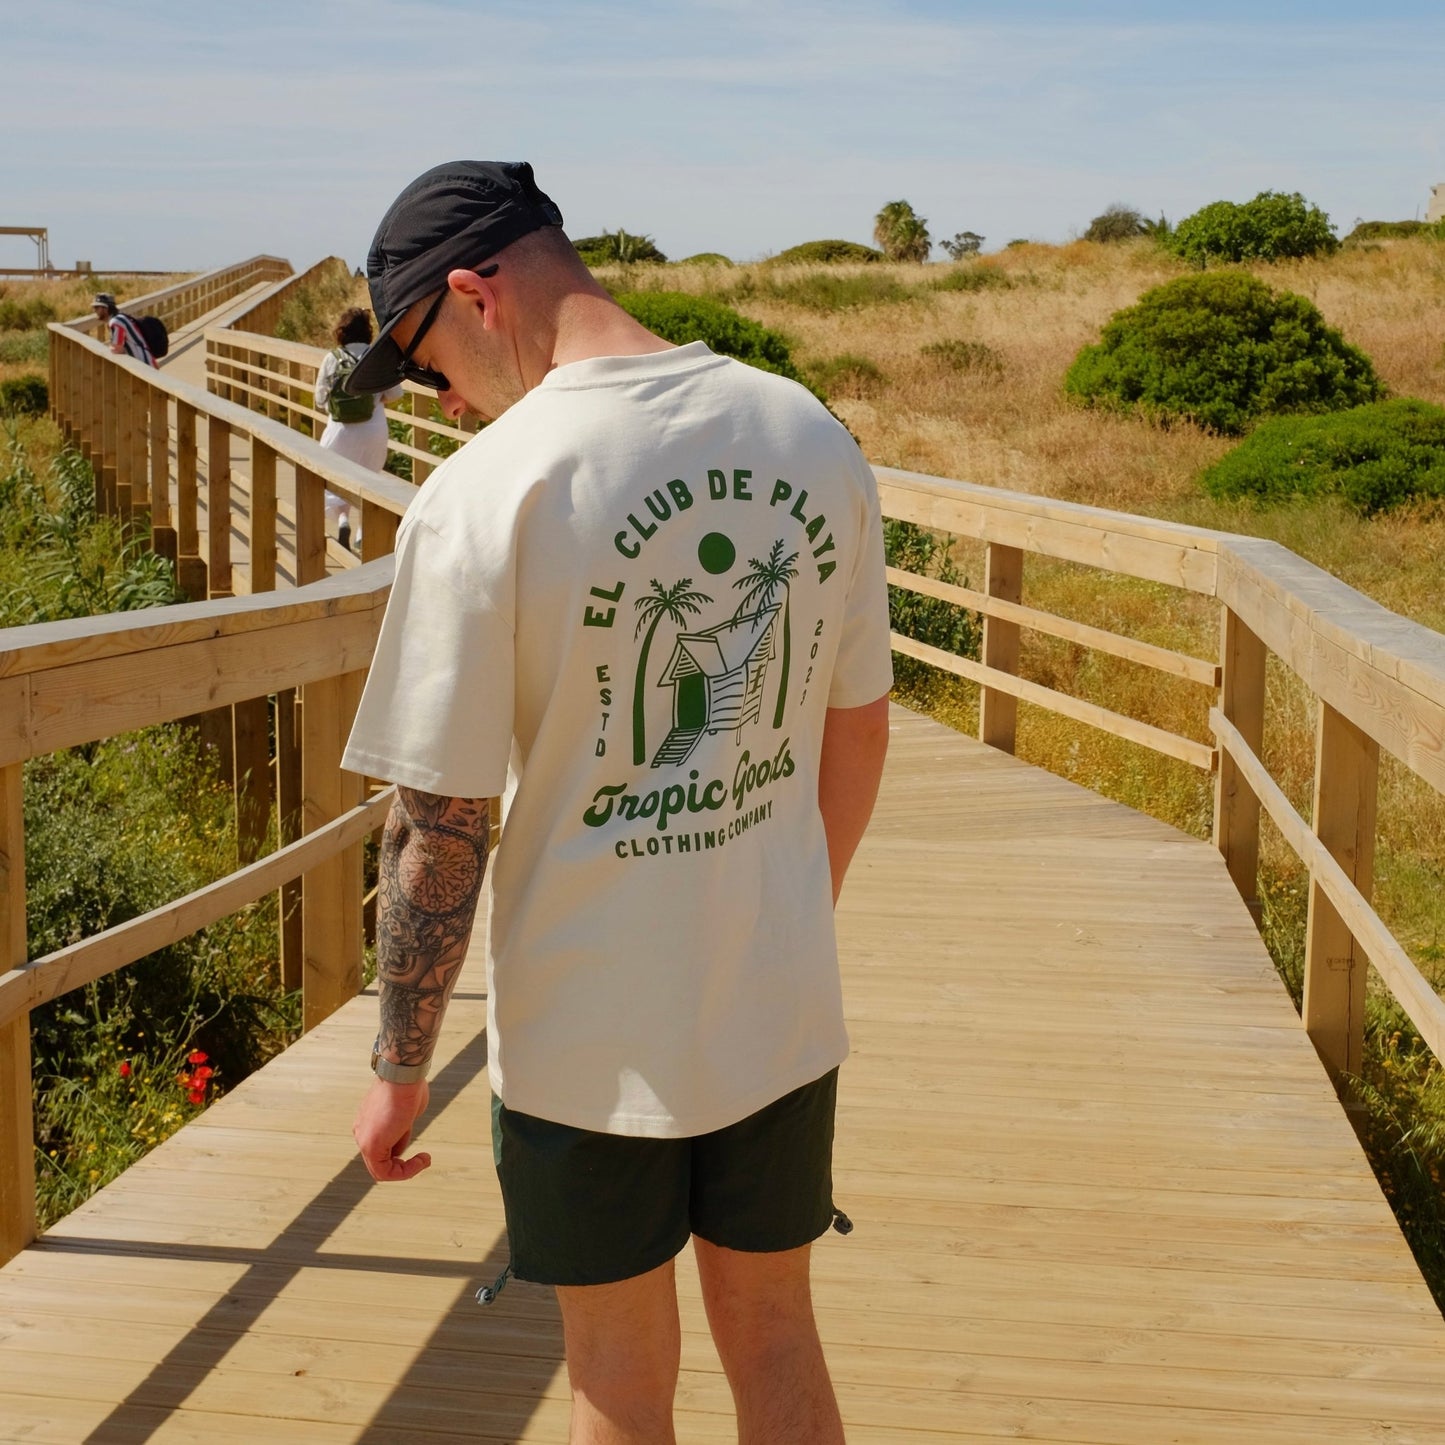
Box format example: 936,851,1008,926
343,160,892,1444
92,292,157,367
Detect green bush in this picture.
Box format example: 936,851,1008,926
754,271,913,311
1083,205,1149,243
922,339,1003,376
0,331,48,366
884,520,981,690
770,239,882,265
806,354,886,398
615,291,809,385
1,374,49,416
0,297,56,330
1199,399,1445,514
1344,219,1445,244
930,265,1012,294
1064,272,1383,436
1168,190,1339,265
273,258,358,346
674,252,733,267
574,230,667,265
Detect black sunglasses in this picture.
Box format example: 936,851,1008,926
395,262,499,391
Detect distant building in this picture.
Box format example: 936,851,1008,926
1429,184,1445,225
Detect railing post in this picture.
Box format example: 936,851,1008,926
1302,702,1379,1089
174,402,208,601
276,689,304,992
294,465,328,585
0,762,33,1267
1213,607,1266,924
233,695,273,866
125,370,150,534
206,416,232,598
100,359,118,516
301,670,365,1030
250,439,278,593
979,542,1023,753
411,392,434,487
360,500,400,562
149,389,176,565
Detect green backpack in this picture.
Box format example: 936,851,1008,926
324,348,375,424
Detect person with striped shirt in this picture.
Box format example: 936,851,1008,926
92,293,158,368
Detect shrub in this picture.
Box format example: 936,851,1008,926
884,520,980,690
754,271,913,311
873,201,932,263
1344,219,1445,244
1168,190,1339,265
940,232,984,260
0,297,56,330
0,331,48,366
930,265,1012,294
574,230,667,265
1063,272,1383,436
614,291,808,385
922,339,1003,376
806,354,886,398
1083,205,1148,244
674,252,733,266
770,239,882,265
1199,398,1445,514
0,373,48,416
273,258,360,346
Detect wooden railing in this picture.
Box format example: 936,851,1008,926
57,255,293,347
11,261,1445,1276
204,329,479,484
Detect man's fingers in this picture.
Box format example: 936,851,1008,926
364,1148,432,1182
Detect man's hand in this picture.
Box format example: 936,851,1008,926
353,1077,432,1182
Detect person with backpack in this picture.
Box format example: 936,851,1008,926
313,307,404,550
92,292,162,368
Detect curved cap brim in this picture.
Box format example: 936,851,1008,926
341,308,409,395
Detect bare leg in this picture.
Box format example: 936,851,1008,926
555,1257,681,1445
694,1238,844,1445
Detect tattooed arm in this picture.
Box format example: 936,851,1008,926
353,788,490,1182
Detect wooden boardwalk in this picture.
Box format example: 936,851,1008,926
3,708,1445,1442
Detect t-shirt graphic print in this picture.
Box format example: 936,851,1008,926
343,343,894,1138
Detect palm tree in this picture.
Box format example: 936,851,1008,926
873,200,932,263
732,540,801,728
632,578,712,764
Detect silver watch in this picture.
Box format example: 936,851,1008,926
370,1041,429,1085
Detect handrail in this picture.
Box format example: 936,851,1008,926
58,255,293,342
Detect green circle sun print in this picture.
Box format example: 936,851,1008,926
697,532,736,575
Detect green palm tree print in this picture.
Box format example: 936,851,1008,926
633,577,712,764
732,540,801,729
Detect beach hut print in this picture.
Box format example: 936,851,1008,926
650,605,780,768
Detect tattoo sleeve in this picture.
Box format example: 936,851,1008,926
375,788,490,1067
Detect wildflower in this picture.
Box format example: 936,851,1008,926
118,1061,132,1079
186,1087,206,1106
188,1049,208,1066
193,1065,214,1082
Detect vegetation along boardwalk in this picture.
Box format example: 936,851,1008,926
1,252,1444,1439
3,709,1444,1442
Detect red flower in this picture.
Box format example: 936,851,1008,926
118,1061,132,1079
193,1065,215,1082
186,1088,206,1106
187,1050,208,1066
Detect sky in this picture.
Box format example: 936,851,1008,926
3,0,1443,274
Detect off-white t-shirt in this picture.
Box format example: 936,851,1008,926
343,342,893,1137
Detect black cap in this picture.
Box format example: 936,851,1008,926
345,160,564,394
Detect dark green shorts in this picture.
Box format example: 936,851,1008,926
491,1069,843,1287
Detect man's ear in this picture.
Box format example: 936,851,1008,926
447,268,500,330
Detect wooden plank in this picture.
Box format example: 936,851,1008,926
206,415,232,598
276,688,304,992
300,671,365,1029
293,466,328,587
232,695,272,865
886,566,1218,687
248,439,277,594
894,632,1216,770
0,762,31,1265
979,541,1022,752
0,791,391,1030
1302,702,1379,1086
1212,605,1266,919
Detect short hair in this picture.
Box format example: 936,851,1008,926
334,307,373,347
